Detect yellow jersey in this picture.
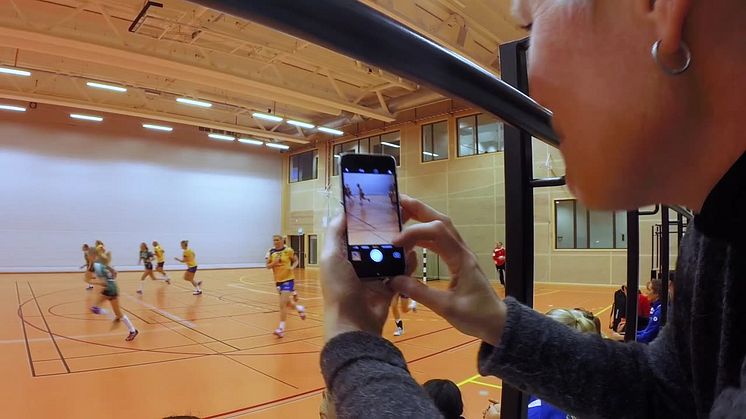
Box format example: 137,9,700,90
154,246,165,263
268,246,295,283
183,248,197,268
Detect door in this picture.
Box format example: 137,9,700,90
308,235,318,265
288,235,305,268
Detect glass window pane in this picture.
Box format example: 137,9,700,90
333,144,342,176
615,211,627,249
432,120,448,160
381,131,400,166
289,150,318,183
359,137,370,154
457,116,476,156
370,136,381,154
589,210,614,248
556,201,575,249
342,140,358,154
308,235,318,265
576,201,589,249
422,124,434,162
477,113,503,153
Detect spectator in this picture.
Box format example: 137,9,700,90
423,379,464,419
492,242,506,286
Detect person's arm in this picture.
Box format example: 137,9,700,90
321,332,443,419
290,252,299,270
477,298,693,418
636,305,662,343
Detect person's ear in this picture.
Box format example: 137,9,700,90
639,0,693,54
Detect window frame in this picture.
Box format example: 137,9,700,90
289,149,319,183
456,113,504,158
331,130,401,176
553,199,627,250
421,119,449,163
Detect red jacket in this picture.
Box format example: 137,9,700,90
493,247,506,266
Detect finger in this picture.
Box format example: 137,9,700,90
393,221,464,268
404,249,418,277
322,215,347,258
399,195,447,224
388,276,451,316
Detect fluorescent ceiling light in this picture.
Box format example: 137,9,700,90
252,112,283,122
143,123,173,132
238,138,263,145
266,143,290,150
0,104,26,112
208,133,235,141
0,66,31,77
86,81,127,93
70,113,103,122
287,120,315,129
176,97,212,108
318,126,343,136
381,141,400,148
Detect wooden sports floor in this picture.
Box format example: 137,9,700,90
2,268,615,418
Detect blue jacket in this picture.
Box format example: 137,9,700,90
636,300,662,343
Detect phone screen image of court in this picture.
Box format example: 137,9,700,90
343,172,400,245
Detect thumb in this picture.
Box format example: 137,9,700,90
389,276,450,314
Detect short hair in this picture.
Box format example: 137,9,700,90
423,379,464,419
546,308,598,335
180,240,189,246
273,235,283,240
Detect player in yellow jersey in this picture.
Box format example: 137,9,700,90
174,240,202,295
151,241,171,283
266,235,306,338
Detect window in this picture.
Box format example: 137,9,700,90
289,150,318,183
457,113,504,157
554,199,627,249
332,131,401,176
422,120,448,162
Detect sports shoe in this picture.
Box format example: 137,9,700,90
273,328,284,338
165,278,171,285
393,327,404,337
125,330,139,341
193,290,202,295
86,284,94,290
409,300,418,312
136,289,143,294
90,306,102,315
299,310,306,320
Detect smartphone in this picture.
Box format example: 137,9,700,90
340,153,405,279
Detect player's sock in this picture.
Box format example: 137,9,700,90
279,321,286,331
121,315,136,333
295,304,305,313
395,319,403,329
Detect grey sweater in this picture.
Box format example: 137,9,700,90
320,153,746,418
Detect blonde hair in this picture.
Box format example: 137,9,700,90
546,308,598,334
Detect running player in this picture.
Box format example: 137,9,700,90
81,244,95,290
174,240,201,295
266,235,305,337
88,247,138,341
137,242,165,294
391,293,412,336
152,241,171,282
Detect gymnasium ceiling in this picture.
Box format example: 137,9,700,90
0,0,525,149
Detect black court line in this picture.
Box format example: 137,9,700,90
148,305,241,351
15,282,36,377
33,354,208,377
27,282,70,373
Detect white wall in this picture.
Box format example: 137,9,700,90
0,105,283,272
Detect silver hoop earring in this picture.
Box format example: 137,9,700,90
651,40,692,75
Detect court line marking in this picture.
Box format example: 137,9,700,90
457,374,481,387
594,303,614,317
229,283,323,300
470,380,502,389
124,294,196,328
15,282,36,376
27,282,70,373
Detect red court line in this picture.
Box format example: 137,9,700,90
202,387,325,419
27,282,71,373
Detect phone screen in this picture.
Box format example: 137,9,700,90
340,154,405,279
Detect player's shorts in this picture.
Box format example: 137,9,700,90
102,281,119,299
187,266,198,273
276,279,295,293
157,262,165,268
144,262,153,270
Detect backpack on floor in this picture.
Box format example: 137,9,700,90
610,286,626,332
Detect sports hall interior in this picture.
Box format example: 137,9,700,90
0,1,679,418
